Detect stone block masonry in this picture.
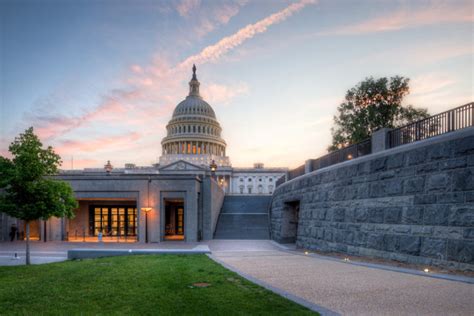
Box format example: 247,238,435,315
270,127,474,271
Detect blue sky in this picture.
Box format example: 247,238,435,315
1,0,472,168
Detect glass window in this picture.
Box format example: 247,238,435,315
90,206,137,236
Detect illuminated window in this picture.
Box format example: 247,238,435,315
90,206,137,236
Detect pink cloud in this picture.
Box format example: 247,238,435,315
318,1,473,36
56,132,141,155
409,73,457,96
130,64,143,74
61,158,100,170
176,0,201,17
201,82,249,105
28,89,138,140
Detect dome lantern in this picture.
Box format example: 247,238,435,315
189,64,200,97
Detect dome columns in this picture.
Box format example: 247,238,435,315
162,140,226,157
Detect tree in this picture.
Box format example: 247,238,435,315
328,76,430,151
0,127,77,265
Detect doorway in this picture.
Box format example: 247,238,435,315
164,199,185,241
282,201,300,243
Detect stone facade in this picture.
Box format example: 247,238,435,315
0,173,227,243
270,127,474,270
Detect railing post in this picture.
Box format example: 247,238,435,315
448,111,454,132
304,159,313,174
371,128,392,153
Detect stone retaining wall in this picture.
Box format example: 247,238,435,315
270,128,474,271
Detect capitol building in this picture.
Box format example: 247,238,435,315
122,65,286,195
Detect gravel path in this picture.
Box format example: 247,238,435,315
210,240,474,316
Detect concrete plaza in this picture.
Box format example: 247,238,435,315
1,240,473,315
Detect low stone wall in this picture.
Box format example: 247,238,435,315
270,128,474,271
202,177,225,240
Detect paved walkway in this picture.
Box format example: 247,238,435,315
209,240,474,316
2,240,473,315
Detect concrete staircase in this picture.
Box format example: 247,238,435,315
214,195,271,239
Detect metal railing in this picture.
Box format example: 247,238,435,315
280,102,473,185
288,164,305,180
314,138,371,170
284,138,372,182
388,102,473,148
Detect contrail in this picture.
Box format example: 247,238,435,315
179,0,317,68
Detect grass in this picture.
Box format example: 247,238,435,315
0,255,316,315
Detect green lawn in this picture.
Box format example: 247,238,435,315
0,255,316,315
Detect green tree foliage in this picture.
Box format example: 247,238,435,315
329,76,430,151
0,127,77,264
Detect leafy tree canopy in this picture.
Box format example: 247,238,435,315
0,127,77,221
329,76,429,151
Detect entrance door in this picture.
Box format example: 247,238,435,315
89,206,137,238
282,201,300,243
164,200,185,241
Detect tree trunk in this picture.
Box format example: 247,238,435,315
26,221,30,265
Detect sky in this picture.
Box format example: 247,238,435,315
1,0,473,169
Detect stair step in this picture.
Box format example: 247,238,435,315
214,196,271,240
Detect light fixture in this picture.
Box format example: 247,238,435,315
140,177,152,243
210,160,217,180
304,251,309,255
104,160,113,174
347,154,353,160
423,268,429,273
210,160,217,172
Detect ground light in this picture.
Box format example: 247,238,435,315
424,268,430,273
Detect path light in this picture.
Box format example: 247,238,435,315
424,268,429,273
304,251,309,255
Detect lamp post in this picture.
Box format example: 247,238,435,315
141,177,152,243
210,159,217,180
141,207,152,243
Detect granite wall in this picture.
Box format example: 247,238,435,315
270,128,474,271
202,177,225,240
